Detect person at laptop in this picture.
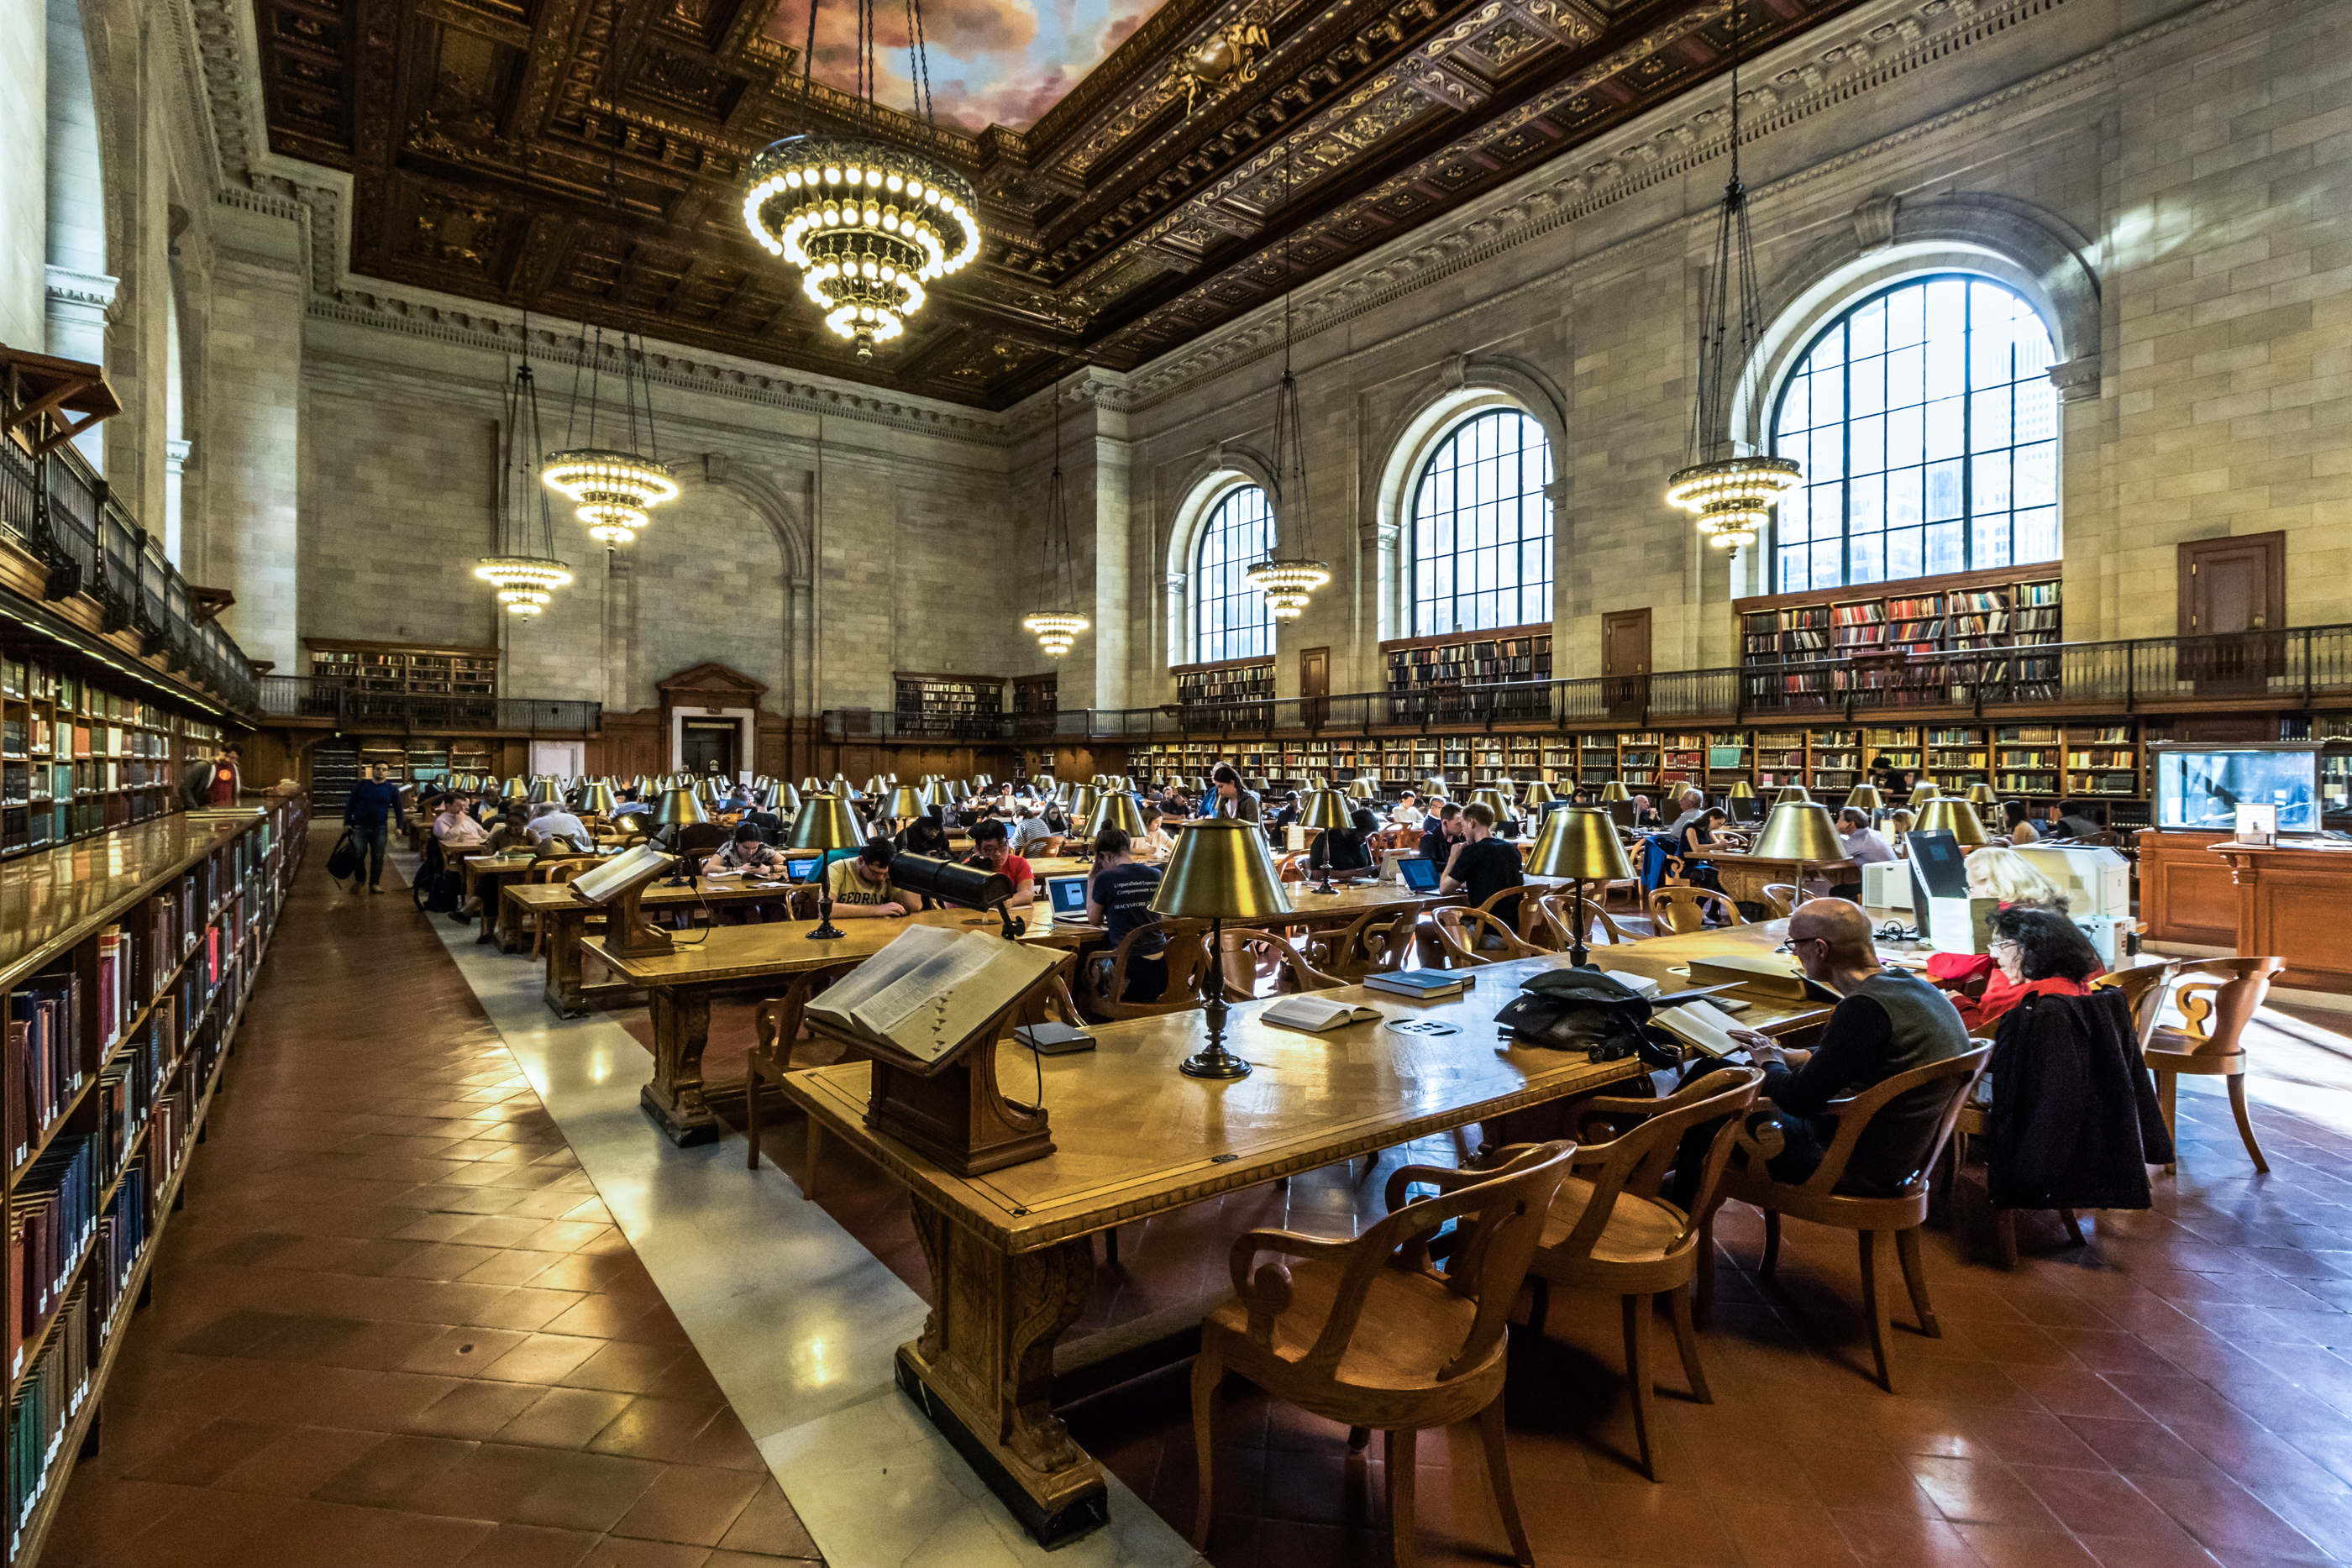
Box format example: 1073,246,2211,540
827,841,914,919
1389,789,1422,831
1207,763,1263,824
1137,805,1178,859
1665,788,1709,843
1631,794,1664,831
706,822,787,876
1670,899,1971,1206
1087,827,1168,1002
1439,801,1525,932
1999,800,2039,844
1308,807,1379,878
896,813,952,859
965,818,1037,908
1829,807,1896,901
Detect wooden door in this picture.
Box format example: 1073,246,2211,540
1299,647,1330,729
1601,610,1650,722
2179,532,2285,691
682,722,737,777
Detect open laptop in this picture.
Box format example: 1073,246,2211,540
783,854,822,884
1045,873,1093,922
1396,855,1441,894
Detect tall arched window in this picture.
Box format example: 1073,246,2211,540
1410,408,1553,636
1772,275,2057,592
1191,485,1275,663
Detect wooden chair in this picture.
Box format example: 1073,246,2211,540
1393,826,1422,853
2145,956,2283,1174
1520,1068,1765,1480
1646,885,1741,935
526,860,594,959
1273,851,1309,884
1428,908,1541,967
1223,930,1348,999
1704,1045,1990,1392
2092,960,2181,1052
1312,909,1415,981
1189,1141,1578,1567
1530,892,1633,954
1079,919,1218,1022
1760,884,1799,919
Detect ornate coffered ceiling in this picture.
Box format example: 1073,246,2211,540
251,0,1872,408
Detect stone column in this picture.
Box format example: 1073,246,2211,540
1089,393,1131,714
202,247,305,669
43,265,116,468
0,0,45,352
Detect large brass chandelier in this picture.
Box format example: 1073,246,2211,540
476,296,571,616
1021,375,1089,658
1666,3,1800,551
742,0,980,359
1243,146,1328,620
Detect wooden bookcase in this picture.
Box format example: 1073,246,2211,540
1012,675,1058,717
3,798,304,1564
2,652,214,860
305,638,499,697
1734,566,2062,707
1382,625,1551,723
894,673,1005,736
1172,658,1273,707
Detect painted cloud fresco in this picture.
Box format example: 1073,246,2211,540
765,0,1171,132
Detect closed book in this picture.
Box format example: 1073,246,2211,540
1363,972,1468,999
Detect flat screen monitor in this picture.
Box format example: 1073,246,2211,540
1398,856,1441,893
1907,830,1970,899
1727,794,1767,823
2155,748,2318,833
784,855,822,883
1046,874,1090,919
1603,800,1635,830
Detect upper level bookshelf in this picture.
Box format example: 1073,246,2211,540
1172,657,1274,706
894,673,1004,737
3,651,217,860
1734,565,2062,708
1012,674,1057,716
304,638,499,697
1383,624,1551,723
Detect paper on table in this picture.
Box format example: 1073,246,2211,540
1654,998,1746,1057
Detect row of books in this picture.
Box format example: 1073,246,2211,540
6,978,79,1171
7,1277,90,1546
9,1135,102,1381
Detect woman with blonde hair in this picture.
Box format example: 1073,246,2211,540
1963,846,2065,908
1887,808,1915,855
1928,846,2088,1020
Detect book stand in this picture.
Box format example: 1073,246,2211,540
593,879,674,957
807,962,1068,1176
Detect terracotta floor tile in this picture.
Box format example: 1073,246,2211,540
610,1463,768,1547
210,1424,401,1497
713,1481,823,1558
479,1332,608,1385
310,1433,480,1508
497,1387,641,1448
587,1398,728,1463
408,1443,665,1532
449,1523,604,1568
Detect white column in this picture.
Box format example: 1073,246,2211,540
44,265,116,468
0,0,46,352
163,436,190,564
1089,394,1131,713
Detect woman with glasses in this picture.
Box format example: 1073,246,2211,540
1955,906,2103,1033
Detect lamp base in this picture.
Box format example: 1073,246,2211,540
1179,1046,1252,1081
1179,937,1249,1078
806,920,846,940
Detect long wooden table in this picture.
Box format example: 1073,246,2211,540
507,875,813,1015
1704,849,1857,908
775,921,1840,1545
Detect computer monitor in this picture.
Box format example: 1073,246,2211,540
1046,874,1090,920
1907,830,1994,955
784,855,822,884
1729,794,1767,823
1398,856,1441,893
1604,800,1635,830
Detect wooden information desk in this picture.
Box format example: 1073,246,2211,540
1704,850,1857,908
775,922,1841,1547
2139,829,2352,992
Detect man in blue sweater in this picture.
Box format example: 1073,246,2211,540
342,763,407,894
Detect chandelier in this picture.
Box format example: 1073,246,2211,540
1666,3,1800,552
476,301,571,616
1021,376,1089,658
741,0,980,359
1243,145,1328,620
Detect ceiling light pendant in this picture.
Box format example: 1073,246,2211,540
1021,375,1091,658
1245,145,1327,621
478,299,572,618
742,0,979,360
1666,3,1800,553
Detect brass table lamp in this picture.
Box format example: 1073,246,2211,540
1347,777,1378,800
1774,783,1812,805
1522,779,1557,810
1148,819,1290,1080
786,794,869,939
1965,782,1998,808
776,783,803,815
1914,797,1988,847
653,787,709,885
1526,807,1635,968
1470,787,1510,824
1422,776,1452,804
1297,788,1357,894
1068,784,1100,830
1086,789,1147,842
578,782,617,820
1908,780,1940,806
501,777,529,802
1599,780,1631,803
1843,784,1882,815
1751,800,1845,909
885,785,929,825
528,777,560,805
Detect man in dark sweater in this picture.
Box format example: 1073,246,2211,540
1439,800,1525,931
1677,899,1970,1204
341,763,407,894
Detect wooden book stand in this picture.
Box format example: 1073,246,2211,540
596,879,675,957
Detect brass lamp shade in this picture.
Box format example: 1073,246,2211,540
528,777,560,805
1088,790,1147,839
1347,777,1378,800
1775,784,1812,805
1470,788,1511,821
578,783,617,818
632,775,649,794
1751,801,1845,863
501,777,529,801
1299,789,1354,831
974,774,993,789
1909,780,1940,805
785,794,868,852
1599,781,1632,802
1914,797,1989,847
1521,779,1557,809
1423,777,1452,802
1148,819,1292,922
885,786,929,819
1526,807,1635,882
777,784,803,813
1727,780,1757,800
653,788,706,829
800,777,820,794
1843,784,1883,813
1966,782,1998,807
864,776,889,799
1068,785,1100,825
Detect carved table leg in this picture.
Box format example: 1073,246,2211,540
640,984,722,1146
544,913,586,1016
895,1192,1109,1548
498,885,530,952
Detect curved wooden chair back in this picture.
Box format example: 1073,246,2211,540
1646,885,1741,934
1760,884,1799,919
1394,826,1422,853
1087,918,1219,1020
1788,1046,1991,1202
1467,883,1536,941
1530,893,1631,952
1430,908,1541,967
1224,931,1347,999
1550,1068,1765,1265
1315,910,1415,980
1273,852,1308,884
2165,957,2282,1059
2091,961,2181,1051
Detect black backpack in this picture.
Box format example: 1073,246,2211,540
412,840,465,914
1493,968,1683,1068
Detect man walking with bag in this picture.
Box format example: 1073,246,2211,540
341,763,407,894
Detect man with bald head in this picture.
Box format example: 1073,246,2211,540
1680,899,1971,1202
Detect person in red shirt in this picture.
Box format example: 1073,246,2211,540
964,818,1036,908
1925,847,2095,1027
204,746,241,806
1949,905,2102,1032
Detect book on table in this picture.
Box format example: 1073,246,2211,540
806,924,1062,1067
1259,996,1382,1035
1652,998,1746,1057
1362,970,1473,999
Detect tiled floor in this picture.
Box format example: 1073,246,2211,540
38,844,824,1568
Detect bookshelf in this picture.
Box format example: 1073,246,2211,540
894,673,1005,737
2,653,207,860
1172,658,1273,707
1735,566,2063,707
1012,675,1057,717
304,638,499,697
1383,626,1551,723
4,799,304,1565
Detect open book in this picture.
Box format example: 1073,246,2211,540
1260,996,1381,1035
1652,998,1746,1057
805,924,1062,1066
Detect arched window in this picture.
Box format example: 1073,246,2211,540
1772,275,2057,593
1410,408,1553,636
1191,485,1275,663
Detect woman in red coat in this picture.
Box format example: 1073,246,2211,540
1925,848,2098,1030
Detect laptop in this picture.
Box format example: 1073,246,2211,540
1397,855,1441,894
784,855,822,884
1045,873,1093,922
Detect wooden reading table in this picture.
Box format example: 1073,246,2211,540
775,920,1841,1547
1703,849,1857,909
506,875,813,1015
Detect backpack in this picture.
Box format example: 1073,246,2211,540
413,840,464,914
326,829,360,884
1494,969,1683,1068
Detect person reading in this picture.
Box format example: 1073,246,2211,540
1207,763,1262,824
1086,827,1167,1001
1137,805,1177,859
1389,790,1422,831
1439,800,1525,931
827,842,915,919
2000,800,2039,843
1672,899,1970,1205
1308,807,1378,877
706,822,786,875
526,801,589,845
965,818,1037,908
1664,787,1709,843
480,805,529,854
896,815,951,858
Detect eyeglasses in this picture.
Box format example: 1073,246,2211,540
1989,938,2021,955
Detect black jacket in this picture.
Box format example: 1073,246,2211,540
1984,989,2173,1211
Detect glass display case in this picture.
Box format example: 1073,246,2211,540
2150,741,2352,833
